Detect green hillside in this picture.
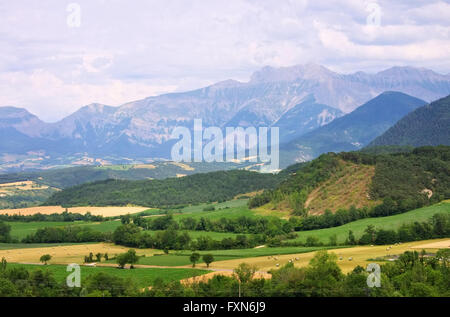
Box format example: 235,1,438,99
369,94,450,147
291,200,450,244
250,146,450,219
44,170,283,208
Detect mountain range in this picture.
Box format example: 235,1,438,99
1,63,450,171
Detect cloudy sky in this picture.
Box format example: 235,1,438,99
1,0,449,122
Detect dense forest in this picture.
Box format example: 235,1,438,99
249,146,450,217
44,170,283,208
368,94,450,147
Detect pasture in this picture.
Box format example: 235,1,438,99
6,263,209,288
289,200,450,244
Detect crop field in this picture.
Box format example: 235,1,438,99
6,263,210,288
0,181,50,192
200,238,450,273
0,205,152,217
134,246,339,267
0,242,158,264
290,200,450,244
0,242,94,250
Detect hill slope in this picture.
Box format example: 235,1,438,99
44,170,283,208
368,95,450,147
250,146,450,217
280,91,427,165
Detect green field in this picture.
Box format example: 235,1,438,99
6,263,210,288
7,221,88,240
133,246,339,266
291,201,450,244
177,199,249,214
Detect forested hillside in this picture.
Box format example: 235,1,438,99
368,95,450,147
44,170,283,208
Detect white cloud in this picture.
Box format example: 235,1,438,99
0,0,448,120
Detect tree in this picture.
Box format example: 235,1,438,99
328,234,338,246
233,263,257,284
0,257,6,271
95,253,102,262
346,230,356,245
190,252,201,267
126,249,139,269
116,249,139,269
116,253,128,269
233,263,258,297
202,254,214,268
40,254,52,265
0,221,11,243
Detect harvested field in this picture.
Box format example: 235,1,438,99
411,239,450,249
169,162,195,171
133,164,156,169
0,205,150,217
194,239,450,273
180,271,271,285
0,181,49,192
0,242,158,264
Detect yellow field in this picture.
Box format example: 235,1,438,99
187,239,450,273
0,181,49,192
180,271,271,285
133,164,156,169
0,205,150,217
0,243,158,264
169,162,195,171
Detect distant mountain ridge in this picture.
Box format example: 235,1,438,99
1,64,450,171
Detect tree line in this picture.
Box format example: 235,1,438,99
0,211,104,223
132,214,294,237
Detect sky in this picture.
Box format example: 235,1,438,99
0,0,449,122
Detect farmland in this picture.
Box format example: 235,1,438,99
6,263,209,288
0,205,151,217
290,200,450,244
197,238,450,273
